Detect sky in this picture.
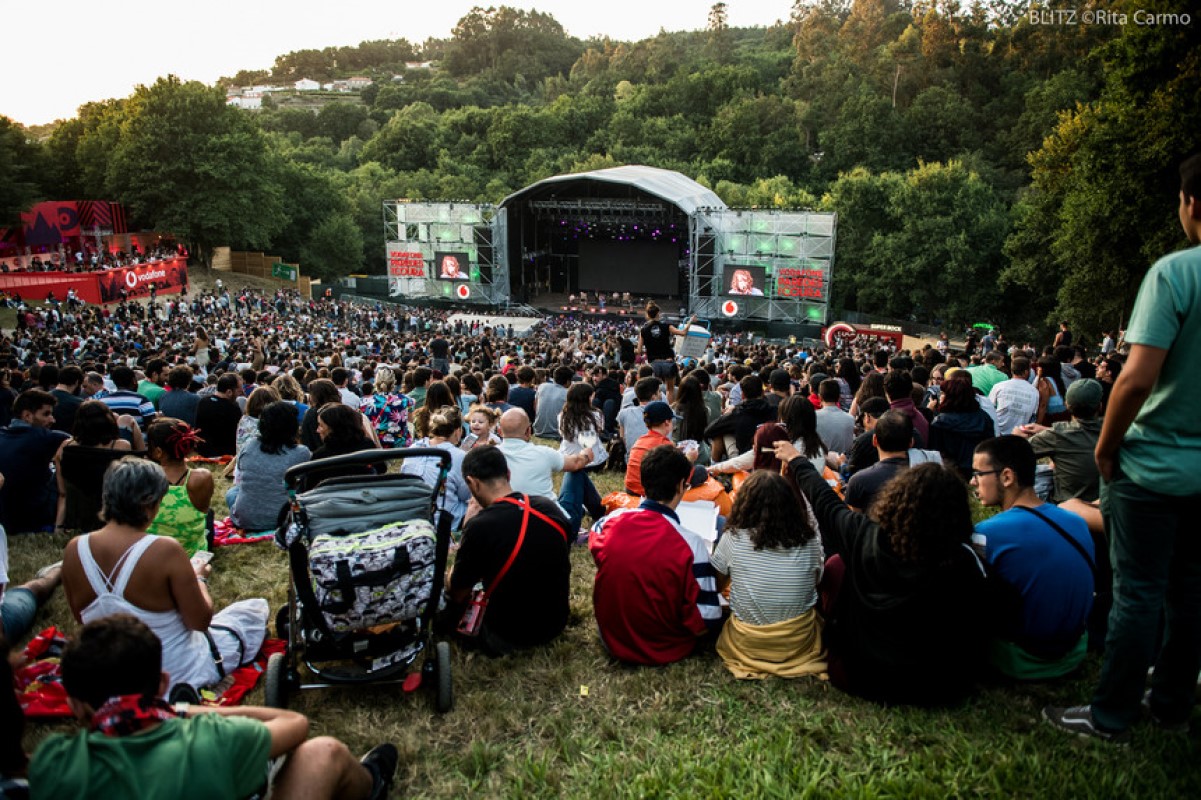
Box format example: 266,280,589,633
3,0,793,127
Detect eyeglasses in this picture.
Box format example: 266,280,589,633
970,469,1003,480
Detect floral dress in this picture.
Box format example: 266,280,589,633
360,392,414,448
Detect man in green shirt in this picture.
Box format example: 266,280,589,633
30,615,397,799
136,359,168,409
1044,153,1201,743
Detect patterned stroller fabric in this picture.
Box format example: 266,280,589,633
308,519,437,633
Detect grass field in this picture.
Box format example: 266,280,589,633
10,451,1201,797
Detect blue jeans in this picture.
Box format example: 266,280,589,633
1090,467,1201,731
0,587,37,641
558,470,602,535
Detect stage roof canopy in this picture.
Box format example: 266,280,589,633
500,165,727,217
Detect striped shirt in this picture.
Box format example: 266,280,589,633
99,390,157,427
711,527,824,626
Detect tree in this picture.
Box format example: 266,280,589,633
299,212,364,280
0,117,46,225
1002,2,1201,337
706,3,733,61
827,162,1008,326
443,6,583,84
358,102,440,172
106,76,286,268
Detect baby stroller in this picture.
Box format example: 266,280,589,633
265,448,455,712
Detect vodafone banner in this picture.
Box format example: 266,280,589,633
0,257,189,304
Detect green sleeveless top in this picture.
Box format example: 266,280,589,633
146,469,207,557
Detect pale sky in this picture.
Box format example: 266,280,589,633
3,0,793,127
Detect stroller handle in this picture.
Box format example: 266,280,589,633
284,447,453,490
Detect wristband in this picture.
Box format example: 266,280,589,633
197,576,209,585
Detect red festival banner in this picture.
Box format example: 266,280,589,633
774,267,826,301
0,258,189,305
387,246,426,278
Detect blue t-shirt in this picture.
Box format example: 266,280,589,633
508,385,537,420
972,504,1093,645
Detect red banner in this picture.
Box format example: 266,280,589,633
0,258,188,304
774,267,826,301
387,247,425,278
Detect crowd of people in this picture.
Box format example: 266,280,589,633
0,155,1198,796
2,243,186,274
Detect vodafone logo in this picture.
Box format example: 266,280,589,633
721,300,739,317
124,271,138,289
455,284,470,300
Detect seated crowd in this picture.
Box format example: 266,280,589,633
1,205,1199,794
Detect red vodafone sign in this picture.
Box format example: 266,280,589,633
455,283,470,300
721,300,739,317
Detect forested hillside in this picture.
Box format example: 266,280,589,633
3,0,1198,338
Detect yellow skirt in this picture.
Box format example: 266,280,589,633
716,608,828,680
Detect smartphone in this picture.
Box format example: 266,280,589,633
190,551,214,568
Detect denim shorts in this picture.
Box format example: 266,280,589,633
0,587,38,641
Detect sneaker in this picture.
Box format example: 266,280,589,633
360,743,399,800
1142,689,1190,734
168,683,202,705
1042,705,1131,745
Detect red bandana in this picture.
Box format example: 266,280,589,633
90,693,181,738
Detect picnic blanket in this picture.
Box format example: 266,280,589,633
213,516,275,547
15,627,286,719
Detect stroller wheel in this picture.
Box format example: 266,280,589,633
265,652,289,709
434,641,453,713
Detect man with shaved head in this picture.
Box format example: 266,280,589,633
496,408,589,520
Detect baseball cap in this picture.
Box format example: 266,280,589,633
1065,378,1103,412
643,400,681,425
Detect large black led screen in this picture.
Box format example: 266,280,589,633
578,240,677,296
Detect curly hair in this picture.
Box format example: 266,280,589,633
726,470,817,550
870,463,972,567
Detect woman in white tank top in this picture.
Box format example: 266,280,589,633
61,457,267,692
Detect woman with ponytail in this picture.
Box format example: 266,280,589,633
145,418,214,556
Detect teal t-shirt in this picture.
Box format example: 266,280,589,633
1121,244,1201,495
30,713,272,800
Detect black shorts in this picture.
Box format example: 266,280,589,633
651,359,678,380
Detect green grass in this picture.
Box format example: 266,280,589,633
9,451,1199,798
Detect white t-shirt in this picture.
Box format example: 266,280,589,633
498,439,565,510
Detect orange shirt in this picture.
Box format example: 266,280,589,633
624,429,673,496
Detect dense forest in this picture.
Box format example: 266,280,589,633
2,0,1197,339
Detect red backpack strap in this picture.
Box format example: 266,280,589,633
482,495,531,600
495,495,569,542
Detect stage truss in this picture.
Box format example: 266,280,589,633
688,208,836,326
383,201,509,306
